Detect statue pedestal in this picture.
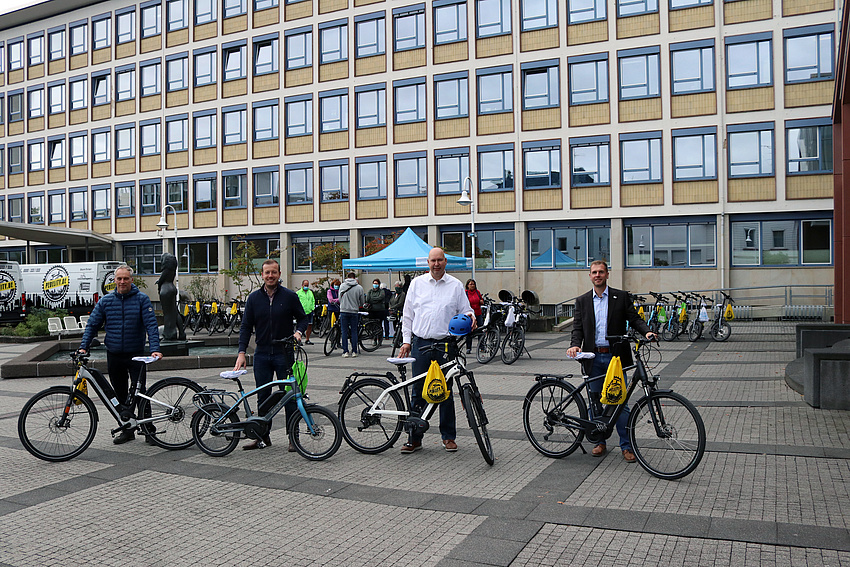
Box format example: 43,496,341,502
159,340,201,357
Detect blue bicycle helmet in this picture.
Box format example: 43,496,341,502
448,314,473,336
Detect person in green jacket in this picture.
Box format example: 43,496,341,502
296,279,316,344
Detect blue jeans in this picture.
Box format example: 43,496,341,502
408,336,457,444
340,312,359,354
587,351,632,451
253,349,296,433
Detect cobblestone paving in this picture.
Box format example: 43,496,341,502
694,351,797,364
670,380,804,402
698,407,850,447
680,363,788,379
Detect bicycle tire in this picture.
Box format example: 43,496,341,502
460,384,494,465
390,332,403,358
192,313,207,335
207,314,220,336
338,378,404,453
295,345,309,370
191,402,241,457
661,321,679,342
523,379,587,458
324,325,341,356
138,377,204,450
709,321,731,342
228,312,242,336
688,320,703,342
359,320,383,352
500,327,525,365
288,404,342,461
476,327,500,364
18,386,98,462
628,391,706,480
213,313,228,334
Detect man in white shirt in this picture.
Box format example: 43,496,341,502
399,247,475,454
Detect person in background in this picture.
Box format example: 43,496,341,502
338,272,365,358
464,279,484,354
381,282,392,338
296,279,316,345
365,278,389,340
388,281,406,337
327,279,341,318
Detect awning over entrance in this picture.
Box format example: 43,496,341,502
0,221,114,249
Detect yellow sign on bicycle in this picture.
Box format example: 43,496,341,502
230,302,238,315
724,304,735,320
211,302,218,314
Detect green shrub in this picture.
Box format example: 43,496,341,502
2,308,69,337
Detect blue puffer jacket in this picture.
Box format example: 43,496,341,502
80,284,161,354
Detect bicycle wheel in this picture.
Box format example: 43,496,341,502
661,321,679,342
288,404,342,461
138,377,204,450
338,378,404,453
295,345,309,370
476,328,500,364
18,386,98,462
500,327,525,365
710,321,731,342
460,384,494,465
212,313,228,334
523,379,587,458
228,312,242,336
359,321,383,352
192,313,206,335
628,392,706,480
687,320,703,342
191,403,241,457
390,333,403,358
324,325,341,356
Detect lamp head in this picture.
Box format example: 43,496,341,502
156,216,169,230
457,189,473,207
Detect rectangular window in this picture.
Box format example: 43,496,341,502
9,93,23,122
254,102,279,140
785,28,834,83
49,29,65,60
70,24,87,55
293,236,349,272
167,56,188,91
728,125,773,178
48,139,64,168
671,0,711,6
521,0,557,31
93,17,110,50
477,68,513,114
223,107,247,144
117,68,135,100
167,179,188,211
223,172,247,208
671,43,714,94
224,0,247,17
117,11,135,44
523,144,560,189
394,82,425,123
286,30,312,69
9,197,23,223
320,23,348,64
223,43,246,80
435,150,469,195
434,1,467,44
435,75,468,119
673,129,716,180
444,229,515,269
356,15,386,58
356,159,387,199
194,177,216,210
167,117,188,151
70,191,86,220
529,226,609,269
477,0,511,37
253,36,278,75
568,0,605,24
194,114,216,148
787,122,832,174
28,89,44,118
522,63,559,109
618,0,657,17
142,4,162,37
9,145,23,174
394,8,425,51
92,186,110,218
395,155,427,197
621,133,662,183
356,86,386,128
70,135,86,165
116,126,135,160
141,122,161,156
92,75,109,106
28,35,44,66
619,49,660,99
254,170,280,206
255,0,279,8
92,131,110,162
726,36,772,89
168,0,188,30
141,62,161,96
116,185,134,216
70,79,87,110
124,243,163,275
571,139,609,187
286,165,313,204
194,51,216,86
626,222,715,267
180,241,219,274
195,0,217,24
29,142,44,171
285,98,312,137
320,92,347,132
320,162,349,202
141,181,161,214
569,57,608,104
8,42,23,70
29,195,44,224
479,146,514,191
49,192,65,223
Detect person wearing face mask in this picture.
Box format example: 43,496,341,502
296,279,316,345
365,278,389,339
327,279,341,318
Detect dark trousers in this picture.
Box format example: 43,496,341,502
340,312,359,354
253,349,296,434
465,315,484,350
408,336,457,444
587,352,632,451
106,351,144,405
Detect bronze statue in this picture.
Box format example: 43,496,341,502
156,253,185,340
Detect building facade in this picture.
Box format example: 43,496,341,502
0,0,836,304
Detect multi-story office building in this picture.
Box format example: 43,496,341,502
0,0,836,303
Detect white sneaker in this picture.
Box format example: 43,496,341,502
351,352,358,358
342,352,350,358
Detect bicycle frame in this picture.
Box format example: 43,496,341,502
366,358,466,420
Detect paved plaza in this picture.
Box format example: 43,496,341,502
0,322,848,566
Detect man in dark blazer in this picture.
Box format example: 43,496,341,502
567,260,655,462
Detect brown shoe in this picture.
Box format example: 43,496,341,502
443,439,458,452
622,449,637,463
242,436,271,451
591,443,607,457
400,442,422,454
288,442,296,453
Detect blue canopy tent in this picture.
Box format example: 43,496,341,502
342,228,472,271
530,248,580,268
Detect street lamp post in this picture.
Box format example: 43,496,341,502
457,176,476,280
156,204,179,307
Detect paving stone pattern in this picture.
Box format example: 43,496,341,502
0,322,849,566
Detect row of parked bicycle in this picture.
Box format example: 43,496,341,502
632,290,735,342
180,300,244,336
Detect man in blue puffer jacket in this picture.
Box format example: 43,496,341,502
79,264,162,444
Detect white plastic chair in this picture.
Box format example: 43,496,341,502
47,317,63,336
79,315,90,329
63,317,84,336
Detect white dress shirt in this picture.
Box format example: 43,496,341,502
402,272,473,343
593,286,609,347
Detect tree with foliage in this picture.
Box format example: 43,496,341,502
363,231,402,256
221,239,266,300
309,242,349,288
185,275,219,301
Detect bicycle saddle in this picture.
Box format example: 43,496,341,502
387,357,415,365
220,370,248,380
